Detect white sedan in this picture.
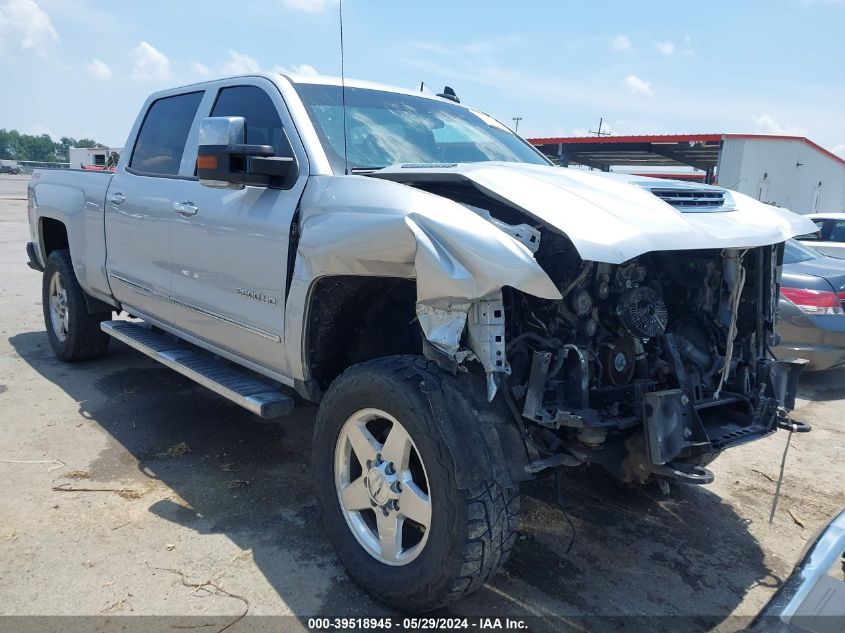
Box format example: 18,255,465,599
797,212,845,259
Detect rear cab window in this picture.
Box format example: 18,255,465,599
129,91,204,176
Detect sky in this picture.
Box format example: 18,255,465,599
0,0,844,155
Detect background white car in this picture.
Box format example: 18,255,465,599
797,213,845,259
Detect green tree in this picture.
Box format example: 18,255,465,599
0,129,107,162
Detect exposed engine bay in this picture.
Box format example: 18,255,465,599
404,178,809,486
504,234,804,484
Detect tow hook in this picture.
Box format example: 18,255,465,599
651,461,715,485
775,407,812,433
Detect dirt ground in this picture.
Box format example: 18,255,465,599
0,173,843,632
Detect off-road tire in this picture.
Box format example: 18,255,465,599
312,355,520,612
42,249,111,361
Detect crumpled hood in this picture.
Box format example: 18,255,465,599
373,162,817,264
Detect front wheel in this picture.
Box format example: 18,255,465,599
42,249,112,361
312,356,520,612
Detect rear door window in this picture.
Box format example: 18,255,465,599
130,91,204,176
211,86,293,158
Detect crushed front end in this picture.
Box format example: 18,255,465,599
502,237,808,485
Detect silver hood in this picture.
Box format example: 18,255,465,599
373,162,817,264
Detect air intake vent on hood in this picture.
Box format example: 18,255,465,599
650,188,728,211
652,188,723,207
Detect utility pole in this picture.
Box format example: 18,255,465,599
512,116,523,133
589,117,611,137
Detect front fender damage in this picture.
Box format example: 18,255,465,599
291,176,560,391
405,211,560,399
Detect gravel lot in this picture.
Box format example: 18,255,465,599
0,173,843,632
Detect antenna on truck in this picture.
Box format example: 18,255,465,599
339,0,349,175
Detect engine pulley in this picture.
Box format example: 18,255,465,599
601,337,637,386
570,289,593,316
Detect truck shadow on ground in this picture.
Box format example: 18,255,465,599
10,331,776,633
797,367,845,402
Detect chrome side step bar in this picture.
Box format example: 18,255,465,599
101,320,295,419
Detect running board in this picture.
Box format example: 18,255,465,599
101,320,295,419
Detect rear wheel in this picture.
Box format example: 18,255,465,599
313,356,520,611
42,249,111,361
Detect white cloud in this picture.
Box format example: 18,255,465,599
610,35,632,51
623,74,654,96
86,58,111,80
215,52,320,77
131,41,170,81
414,35,520,59
0,0,58,56
751,113,806,136
412,41,452,56
274,62,318,76
282,0,338,12
191,61,211,76
222,50,261,75
292,63,318,76
654,41,675,55
833,144,845,157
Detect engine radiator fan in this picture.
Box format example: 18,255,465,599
618,286,668,339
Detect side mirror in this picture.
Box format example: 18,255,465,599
197,116,297,189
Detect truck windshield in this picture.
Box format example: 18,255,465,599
294,83,550,173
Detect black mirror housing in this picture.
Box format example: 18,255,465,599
198,143,297,189
196,116,298,189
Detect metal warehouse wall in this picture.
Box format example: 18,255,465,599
717,137,845,215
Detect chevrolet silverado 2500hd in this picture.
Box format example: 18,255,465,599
26,73,816,611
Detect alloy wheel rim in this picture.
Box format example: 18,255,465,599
48,271,69,342
334,408,432,566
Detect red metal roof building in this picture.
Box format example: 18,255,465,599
527,133,845,214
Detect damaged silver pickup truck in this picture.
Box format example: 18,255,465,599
26,73,816,611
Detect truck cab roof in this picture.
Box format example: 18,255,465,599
152,72,466,107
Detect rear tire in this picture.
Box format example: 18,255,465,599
312,355,520,611
42,249,111,361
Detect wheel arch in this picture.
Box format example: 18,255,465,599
302,275,421,396
39,221,115,315
39,216,69,261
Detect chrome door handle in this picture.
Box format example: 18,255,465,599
110,192,125,205
173,201,198,217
